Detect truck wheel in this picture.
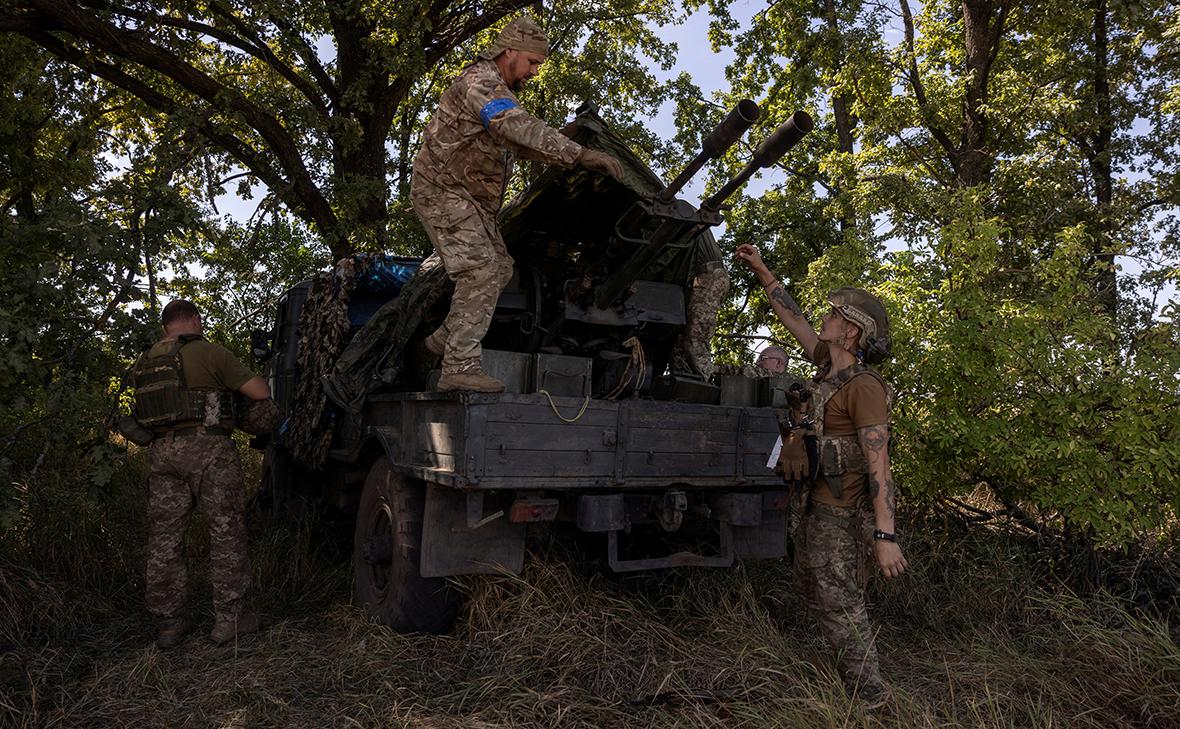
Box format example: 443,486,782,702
352,458,459,634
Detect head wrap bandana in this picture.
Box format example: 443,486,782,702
478,15,550,61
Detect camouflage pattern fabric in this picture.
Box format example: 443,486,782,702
288,258,360,469
412,59,582,221
145,433,249,624
322,256,450,415
412,58,583,375
670,264,731,379
478,15,550,60
793,499,885,700
413,181,514,373
236,396,282,436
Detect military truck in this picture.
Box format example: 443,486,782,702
253,102,813,634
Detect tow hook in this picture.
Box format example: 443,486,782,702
657,489,688,532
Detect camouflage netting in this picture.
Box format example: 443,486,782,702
287,258,363,469
321,256,451,416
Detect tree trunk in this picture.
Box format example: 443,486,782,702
960,0,1007,187
824,0,857,236
1088,0,1118,317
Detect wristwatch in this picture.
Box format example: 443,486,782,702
872,529,897,542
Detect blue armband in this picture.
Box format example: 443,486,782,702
479,98,519,130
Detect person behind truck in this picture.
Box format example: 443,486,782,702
735,244,905,708
756,345,789,374
411,15,626,393
130,299,276,648
713,344,789,377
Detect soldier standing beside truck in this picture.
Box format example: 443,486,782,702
735,244,906,707
411,15,626,393
131,300,275,648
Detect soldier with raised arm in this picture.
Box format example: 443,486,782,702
412,15,625,393
735,243,906,708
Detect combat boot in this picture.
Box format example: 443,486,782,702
210,612,261,644
156,617,191,650
436,370,506,393
424,328,447,356
855,680,890,713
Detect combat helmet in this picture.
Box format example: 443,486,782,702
828,288,891,364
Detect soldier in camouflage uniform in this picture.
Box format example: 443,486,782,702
735,244,907,708
412,15,626,392
670,259,730,380
132,300,275,648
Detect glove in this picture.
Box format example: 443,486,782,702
777,430,810,482
577,148,625,181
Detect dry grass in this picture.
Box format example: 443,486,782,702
2,452,1178,728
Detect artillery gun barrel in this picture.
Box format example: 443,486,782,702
658,100,761,202
700,110,814,212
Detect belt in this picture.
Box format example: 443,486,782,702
808,500,865,528
161,426,232,438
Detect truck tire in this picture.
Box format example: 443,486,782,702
352,458,459,634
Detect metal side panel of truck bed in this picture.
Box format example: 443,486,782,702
359,391,784,490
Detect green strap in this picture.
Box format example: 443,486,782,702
538,390,590,423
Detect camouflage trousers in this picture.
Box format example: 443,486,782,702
793,499,885,699
670,263,730,379
146,433,250,624
412,180,514,374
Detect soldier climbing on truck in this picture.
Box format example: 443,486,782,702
412,16,626,393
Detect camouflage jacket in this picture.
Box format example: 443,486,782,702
412,59,583,217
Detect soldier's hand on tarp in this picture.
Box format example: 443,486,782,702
577,149,625,181
777,430,810,481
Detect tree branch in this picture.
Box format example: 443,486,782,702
898,0,960,167
103,1,331,119
22,0,348,255
260,7,340,105
20,26,307,228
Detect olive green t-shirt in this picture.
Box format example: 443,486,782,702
811,373,889,508
145,337,255,391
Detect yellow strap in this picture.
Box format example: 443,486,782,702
538,389,590,423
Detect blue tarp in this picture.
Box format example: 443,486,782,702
348,256,422,326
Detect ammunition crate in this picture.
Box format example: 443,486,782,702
717,375,759,407
428,349,531,393
653,375,721,405
758,375,803,407
532,353,592,398
481,350,532,393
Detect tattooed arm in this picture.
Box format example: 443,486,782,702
734,244,819,359
859,423,907,579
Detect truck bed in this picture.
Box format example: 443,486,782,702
358,391,782,490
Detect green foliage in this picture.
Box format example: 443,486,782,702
877,209,1180,544
702,0,1180,546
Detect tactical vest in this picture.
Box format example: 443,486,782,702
132,335,235,432
806,362,893,499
